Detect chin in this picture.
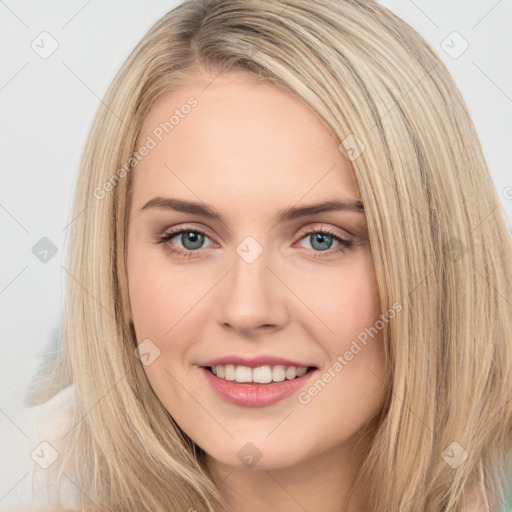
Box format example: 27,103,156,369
203,438,312,472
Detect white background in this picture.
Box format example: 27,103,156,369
1,0,511,504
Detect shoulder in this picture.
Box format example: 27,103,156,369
31,386,79,508
31,385,76,441
24,386,80,510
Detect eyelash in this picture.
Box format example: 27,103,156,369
154,225,354,260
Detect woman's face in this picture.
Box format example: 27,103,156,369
126,71,388,472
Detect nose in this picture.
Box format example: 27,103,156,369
215,246,289,335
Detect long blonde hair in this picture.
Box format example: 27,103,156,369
39,0,512,510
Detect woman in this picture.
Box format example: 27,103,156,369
15,0,512,511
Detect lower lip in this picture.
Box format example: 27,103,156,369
201,367,316,407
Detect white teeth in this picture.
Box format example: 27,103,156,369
224,364,236,381
285,367,296,380
272,365,286,382
210,364,310,383
296,367,307,377
253,365,272,383
235,366,252,383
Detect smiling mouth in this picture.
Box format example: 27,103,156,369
204,364,317,385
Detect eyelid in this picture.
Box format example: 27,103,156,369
297,223,352,240
155,223,218,245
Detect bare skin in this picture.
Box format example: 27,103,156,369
126,69,389,512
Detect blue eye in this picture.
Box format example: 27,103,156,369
155,226,353,259
155,228,213,258
174,231,206,250
297,228,353,257
308,232,335,251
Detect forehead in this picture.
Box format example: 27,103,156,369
131,73,360,209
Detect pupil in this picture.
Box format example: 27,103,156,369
311,233,332,251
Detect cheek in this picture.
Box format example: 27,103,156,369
126,241,214,396
127,240,202,339
294,251,386,395
297,251,381,342
335,256,385,378
126,247,196,404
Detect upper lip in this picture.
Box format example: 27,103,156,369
199,355,317,369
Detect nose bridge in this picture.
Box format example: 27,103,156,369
215,236,287,332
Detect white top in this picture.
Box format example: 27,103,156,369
1,385,80,511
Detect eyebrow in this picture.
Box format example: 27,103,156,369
277,199,365,222
140,197,365,223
